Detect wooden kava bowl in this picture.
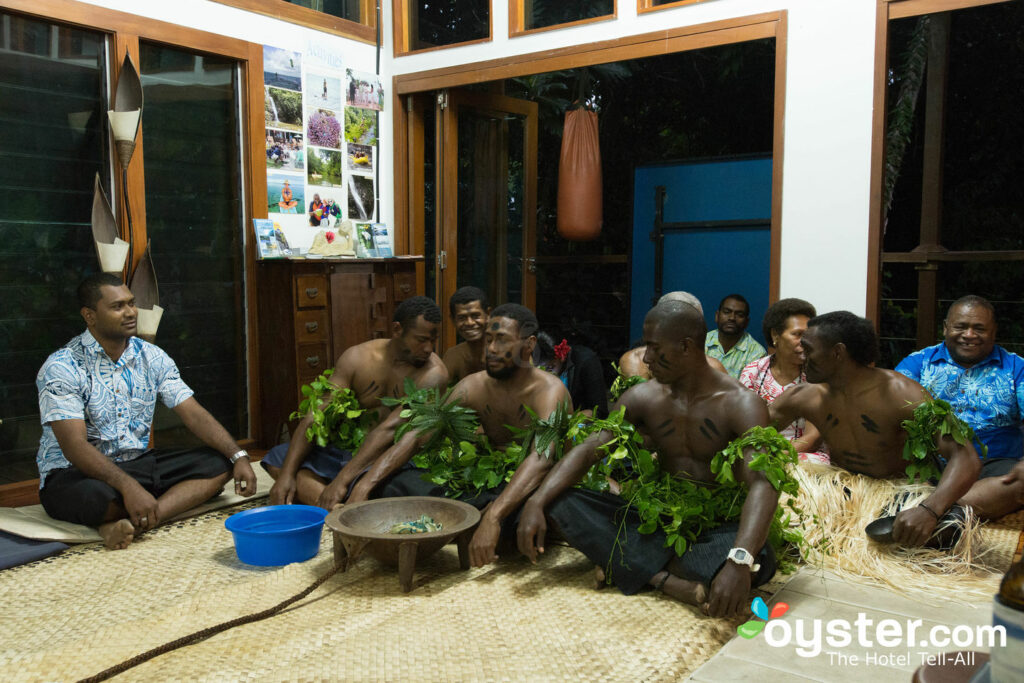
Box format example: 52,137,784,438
325,497,481,592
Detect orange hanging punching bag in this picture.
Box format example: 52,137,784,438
557,108,602,241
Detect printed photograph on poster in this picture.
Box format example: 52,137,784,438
268,171,304,214
346,69,383,111
307,71,342,111
266,87,303,131
344,108,377,146
347,174,375,223
346,143,374,173
266,129,304,171
354,222,376,258
307,147,342,187
307,107,341,149
306,186,343,228
263,46,301,90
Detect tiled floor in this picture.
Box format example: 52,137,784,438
689,568,995,682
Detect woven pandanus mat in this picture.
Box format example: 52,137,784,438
0,502,758,683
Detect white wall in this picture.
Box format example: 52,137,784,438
391,0,880,316
79,0,394,245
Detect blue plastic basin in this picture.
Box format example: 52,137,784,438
225,505,328,566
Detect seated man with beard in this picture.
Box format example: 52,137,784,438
344,304,571,567
263,296,449,509
769,311,980,546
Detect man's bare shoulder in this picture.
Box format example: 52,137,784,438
617,377,667,414
336,338,388,366
442,342,468,365
876,367,930,411
414,353,449,387
779,382,826,404
448,370,487,405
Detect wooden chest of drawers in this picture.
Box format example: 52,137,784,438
255,257,422,447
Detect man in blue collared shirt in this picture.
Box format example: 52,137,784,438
896,295,1024,518
36,273,258,549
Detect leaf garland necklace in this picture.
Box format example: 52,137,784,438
901,396,986,483
571,409,812,573
291,369,377,451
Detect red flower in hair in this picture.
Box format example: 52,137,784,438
325,231,335,243
554,339,571,363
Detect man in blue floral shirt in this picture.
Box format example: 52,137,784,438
897,295,1024,519
36,273,257,549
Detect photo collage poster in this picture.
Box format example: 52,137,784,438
263,43,384,252
344,67,381,242
263,45,307,247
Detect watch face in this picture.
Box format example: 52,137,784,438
731,548,750,563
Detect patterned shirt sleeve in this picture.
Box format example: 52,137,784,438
149,346,194,408
895,350,924,381
1013,351,1024,421
37,353,85,424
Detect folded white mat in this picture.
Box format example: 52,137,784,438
0,466,274,543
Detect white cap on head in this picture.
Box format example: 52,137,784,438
658,291,703,316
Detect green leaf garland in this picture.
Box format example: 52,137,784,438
901,397,986,483
290,369,377,451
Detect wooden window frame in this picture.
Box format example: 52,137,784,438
392,0,493,57
209,0,377,44
509,0,617,38
637,0,713,15
865,0,1014,322
392,11,788,308
0,0,266,504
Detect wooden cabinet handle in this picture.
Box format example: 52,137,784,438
305,287,319,299
305,355,321,367
305,321,319,333
398,283,412,294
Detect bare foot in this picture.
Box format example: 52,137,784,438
593,565,607,590
660,575,708,606
99,519,135,550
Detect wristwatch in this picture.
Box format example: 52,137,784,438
229,449,250,465
726,547,760,572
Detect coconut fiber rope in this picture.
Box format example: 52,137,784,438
77,562,342,683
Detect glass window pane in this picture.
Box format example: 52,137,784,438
139,43,248,444
0,13,107,484
285,0,362,23
523,0,613,31
411,0,489,51
455,110,524,306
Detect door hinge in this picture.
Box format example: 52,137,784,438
437,90,448,109
438,250,447,270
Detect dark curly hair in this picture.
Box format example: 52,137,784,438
490,303,538,338
448,286,489,316
393,296,441,329
807,311,879,366
762,298,817,346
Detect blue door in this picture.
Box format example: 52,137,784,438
630,156,772,346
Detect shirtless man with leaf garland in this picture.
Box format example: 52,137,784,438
442,286,490,384
263,296,449,508
518,301,781,618
768,311,980,546
344,303,571,568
